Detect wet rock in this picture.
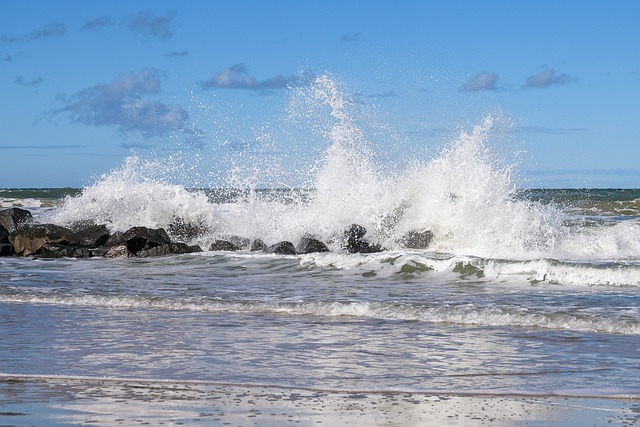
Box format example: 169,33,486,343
209,240,241,251
67,219,98,232
0,224,9,244
296,236,330,254
168,217,209,241
268,241,297,255
10,223,73,256
400,230,434,249
136,243,202,257
342,224,383,254
104,245,132,258
220,235,251,250
68,224,110,248
0,243,14,256
105,231,125,247
39,243,92,259
0,207,33,233
120,227,172,254
250,239,267,251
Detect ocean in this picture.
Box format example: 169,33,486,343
1,76,640,425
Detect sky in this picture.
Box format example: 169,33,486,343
1,0,639,188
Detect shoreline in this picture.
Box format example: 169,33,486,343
2,377,639,426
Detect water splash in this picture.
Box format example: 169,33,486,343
51,74,639,261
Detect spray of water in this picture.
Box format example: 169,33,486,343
51,74,640,261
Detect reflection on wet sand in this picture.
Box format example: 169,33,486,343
1,377,639,426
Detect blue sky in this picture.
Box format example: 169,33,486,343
1,0,639,188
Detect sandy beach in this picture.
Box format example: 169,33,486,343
1,376,639,426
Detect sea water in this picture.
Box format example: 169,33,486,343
1,76,639,400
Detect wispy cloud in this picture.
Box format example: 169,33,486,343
459,72,500,92
2,51,25,62
81,16,115,31
55,68,190,138
524,68,576,88
15,76,44,87
128,11,177,40
340,32,362,43
1,22,67,43
165,50,189,58
201,64,314,93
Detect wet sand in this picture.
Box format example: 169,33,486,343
1,377,639,426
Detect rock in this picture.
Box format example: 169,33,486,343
0,243,14,256
400,230,434,249
120,227,172,254
296,236,330,254
168,217,209,241
0,207,33,233
105,231,125,247
220,235,251,249
209,240,240,251
342,224,383,254
39,243,92,259
250,239,267,251
0,224,9,244
68,224,110,248
136,243,202,257
104,245,132,258
268,241,297,255
67,219,98,232
10,223,73,256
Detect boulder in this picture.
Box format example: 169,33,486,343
68,224,110,248
250,239,267,252
342,224,383,254
0,207,33,233
10,223,73,256
296,236,330,254
209,240,240,251
0,224,9,244
220,235,251,249
268,241,296,255
105,231,125,247
136,243,202,257
120,227,172,254
0,243,14,256
400,230,434,249
39,243,92,259
104,245,132,258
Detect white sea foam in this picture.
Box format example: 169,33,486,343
49,75,640,264
2,291,638,335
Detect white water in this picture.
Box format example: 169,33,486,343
49,75,640,264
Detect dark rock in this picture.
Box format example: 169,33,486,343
0,208,33,233
268,241,297,255
39,243,91,259
10,223,73,256
68,224,110,248
220,235,251,250
400,230,434,249
0,243,14,256
104,245,132,258
342,224,383,254
137,243,203,257
209,240,241,251
0,224,9,244
67,219,98,232
296,236,330,254
168,217,209,241
89,247,110,257
105,231,125,247
250,239,267,251
120,227,172,254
